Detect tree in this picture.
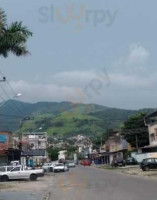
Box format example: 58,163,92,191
122,112,149,148
47,147,59,161
0,8,32,57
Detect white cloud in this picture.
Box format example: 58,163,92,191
128,44,149,65
114,43,150,74
7,44,157,109
11,80,77,103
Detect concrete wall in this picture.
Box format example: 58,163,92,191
131,152,157,163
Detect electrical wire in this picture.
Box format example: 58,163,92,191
0,70,28,116
0,83,25,115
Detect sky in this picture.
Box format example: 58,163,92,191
0,0,157,109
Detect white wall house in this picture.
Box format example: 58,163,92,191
145,111,157,146
58,150,67,160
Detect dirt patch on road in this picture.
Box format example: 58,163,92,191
121,168,157,179
97,165,157,179
0,183,13,190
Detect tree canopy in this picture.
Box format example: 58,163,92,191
122,112,149,148
0,8,32,57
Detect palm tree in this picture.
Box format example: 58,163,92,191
0,8,32,57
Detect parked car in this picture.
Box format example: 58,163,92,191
140,158,157,171
67,161,75,168
111,158,125,167
53,163,66,172
80,159,91,166
42,163,55,172
0,165,44,182
64,164,69,171
42,163,52,172
125,157,137,165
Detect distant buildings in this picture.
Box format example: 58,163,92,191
58,150,67,161
0,131,21,165
89,131,131,165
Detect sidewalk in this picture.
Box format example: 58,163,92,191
95,164,157,179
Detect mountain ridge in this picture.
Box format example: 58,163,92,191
0,100,155,137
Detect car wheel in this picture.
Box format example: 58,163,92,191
50,167,53,172
142,167,146,171
1,175,9,182
144,166,149,171
30,174,37,181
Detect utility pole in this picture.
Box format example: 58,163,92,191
101,135,103,147
136,134,138,152
0,77,6,82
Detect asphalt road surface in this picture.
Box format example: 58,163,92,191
1,166,157,200
50,166,157,200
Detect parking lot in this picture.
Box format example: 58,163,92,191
0,173,55,200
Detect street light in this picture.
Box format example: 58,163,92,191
15,93,22,97
0,93,22,108
31,127,42,138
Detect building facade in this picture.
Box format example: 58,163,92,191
89,132,131,165
20,132,48,166
0,131,21,165
145,111,157,147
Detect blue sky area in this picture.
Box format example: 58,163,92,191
0,0,156,109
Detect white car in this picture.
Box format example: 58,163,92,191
68,161,76,168
65,164,69,171
0,165,44,182
43,162,56,172
42,163,52,172
53,163,67,173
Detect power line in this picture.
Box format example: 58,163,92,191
0,70,28,116
0,93,22,115
0,81,25,116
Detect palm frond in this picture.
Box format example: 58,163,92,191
0,8,7,31
0,8,32,57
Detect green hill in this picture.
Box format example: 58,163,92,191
0,100,155,138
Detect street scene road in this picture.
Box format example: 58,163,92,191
1,2,157,200
1,166,157,200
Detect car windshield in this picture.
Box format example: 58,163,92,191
55,164,64,166
44,163,50,166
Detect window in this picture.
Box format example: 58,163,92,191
7,167,14,171
147,159,154,163
11,167,21,172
